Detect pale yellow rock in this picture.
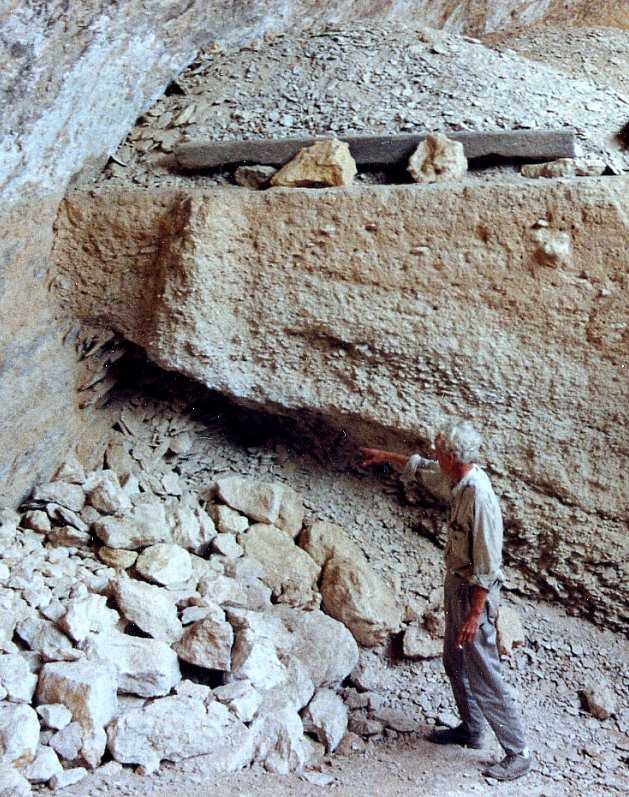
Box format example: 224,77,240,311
271,139,357,187
521,158,606,179
407,133,467,183
496,606,525,656
97,547,138,570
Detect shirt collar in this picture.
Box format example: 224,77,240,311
451,464,479,497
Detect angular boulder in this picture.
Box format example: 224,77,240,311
299,521,401,646
173,613,234,671
301,689,348,752
0,654,37,703
271,139,356,188
36,660,117,735
107,696,252,774
112,576,183,644
57,593,119,644
135,543,192,586
276,606,359,688
238,523,320,609
407,132,467,183
0,703,40,767
0,764,32,797
84,630,180,698
249,693,314,774
92,498,169,549
320,556,402,645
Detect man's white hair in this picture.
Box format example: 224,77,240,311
435,420,482,464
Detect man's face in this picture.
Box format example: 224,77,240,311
435,442,456,479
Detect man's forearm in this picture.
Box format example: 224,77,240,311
360,448,410,471
469,585,488,618
456,585,488,647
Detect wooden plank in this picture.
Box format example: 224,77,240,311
175,129,576,171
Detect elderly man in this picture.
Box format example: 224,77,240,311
361,420,531,782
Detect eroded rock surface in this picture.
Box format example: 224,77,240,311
53,179,628,630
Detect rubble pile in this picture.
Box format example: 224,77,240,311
0,398,418,790
0,380,627,794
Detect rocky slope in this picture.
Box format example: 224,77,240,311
1,369,626,796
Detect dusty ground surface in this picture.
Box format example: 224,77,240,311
30,362,628,797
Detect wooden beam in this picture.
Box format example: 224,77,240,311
175,129,576,171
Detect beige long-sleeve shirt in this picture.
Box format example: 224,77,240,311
403,455,504,590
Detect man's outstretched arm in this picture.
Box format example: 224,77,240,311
360,447,410,471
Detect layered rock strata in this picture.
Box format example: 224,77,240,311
53,179,628,629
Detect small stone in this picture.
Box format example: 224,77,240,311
135,543,192,585
21,511,51,534
210,533,244,558
583,684,617,720
402,624,442,659
271,139,357,188
521,157,606,179
49,768,87,789
97,546,138,569
407,133,467,183
234,165,277,189
496,606,525,656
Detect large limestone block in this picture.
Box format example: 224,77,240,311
216,477,304,535
135,543,192,585
299,520,401,645
106,696,251,774
112,576,183,644
407,133,467,183
238,523,320,609
0,655,37,703
249,693,314,774
54,179,629,631
320,556,402,646
271,139,356,188
276,607,359,688
84,630,181,698
37,661,117,733
0,704,40,767
93,499,170,549
301,689,348,752
173,614,234,671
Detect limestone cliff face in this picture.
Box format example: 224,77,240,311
0,1,623,501
53,179,628,629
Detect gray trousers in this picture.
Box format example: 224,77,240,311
443,571,527,756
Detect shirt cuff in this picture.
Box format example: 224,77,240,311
468,573,499,591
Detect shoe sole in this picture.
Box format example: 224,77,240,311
429,736,484,749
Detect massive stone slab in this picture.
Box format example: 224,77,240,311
53,179,628,631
